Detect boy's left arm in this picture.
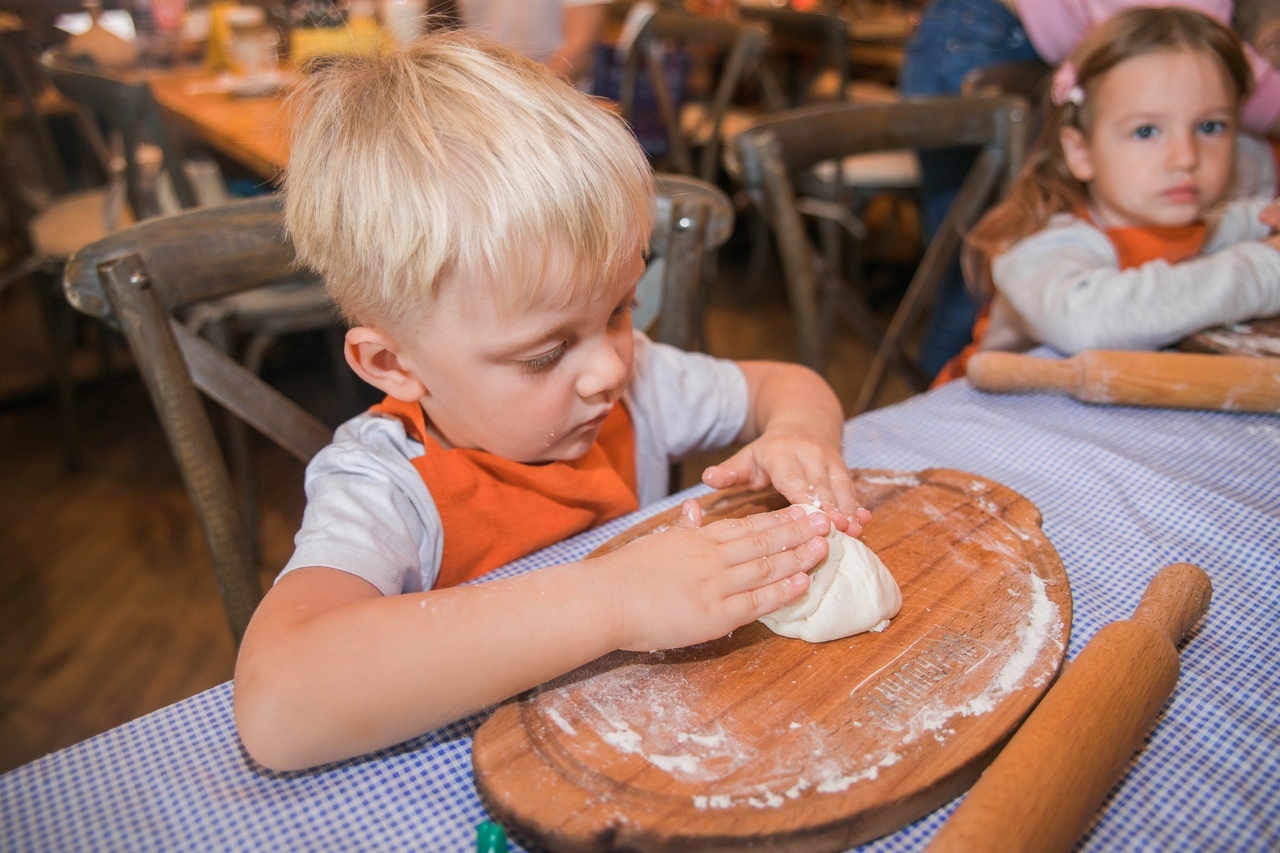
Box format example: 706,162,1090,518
701,361,868,532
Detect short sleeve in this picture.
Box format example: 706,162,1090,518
279,412,445,596
626,331,749,505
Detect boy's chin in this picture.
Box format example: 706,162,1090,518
524,438,597,466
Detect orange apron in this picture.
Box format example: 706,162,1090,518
371,397,639,588
934,215,1208,385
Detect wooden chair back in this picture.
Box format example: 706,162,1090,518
41,51,197,221
730,94,1029,412
736,5,850,107
622,11,777,181
961,58,1053,145
64,195,330,643
647,172,734,351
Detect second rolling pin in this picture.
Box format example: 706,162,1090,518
926,563,1213,853
966,350,1280,412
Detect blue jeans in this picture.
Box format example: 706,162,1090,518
898,0,1039,379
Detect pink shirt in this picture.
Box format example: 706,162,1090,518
1015,0,1280,133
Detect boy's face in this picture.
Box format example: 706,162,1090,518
1060,48,1236,230
396,249,646,463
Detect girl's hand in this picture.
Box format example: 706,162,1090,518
701,431,871,533
1259,200,1280,232
594,502,830,652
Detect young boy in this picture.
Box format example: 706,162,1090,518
233,31,867,771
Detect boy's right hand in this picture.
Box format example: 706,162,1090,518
592,501,829,653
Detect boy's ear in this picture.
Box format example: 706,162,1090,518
344,326,427,402
1059,125,1095,184
1253,20,1280,71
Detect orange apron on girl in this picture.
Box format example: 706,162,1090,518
371,396,639,588
933,216,1208,385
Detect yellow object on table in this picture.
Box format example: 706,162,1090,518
289,16,389,69
205,1,268,74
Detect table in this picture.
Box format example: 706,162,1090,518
148,67,292,181
2,363,1278,851
145,68,620,184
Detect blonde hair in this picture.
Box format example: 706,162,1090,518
964,7,1252,296
284,30,655,332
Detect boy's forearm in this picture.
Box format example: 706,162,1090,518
234,564,620,771
738,360,844,445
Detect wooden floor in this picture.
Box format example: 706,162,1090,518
0,248,915,774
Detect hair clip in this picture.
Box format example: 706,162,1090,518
1050,62,1084,107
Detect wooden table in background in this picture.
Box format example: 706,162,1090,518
148,67,291,182
147,68,617,182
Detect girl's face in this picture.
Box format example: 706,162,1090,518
1060,47,1238,230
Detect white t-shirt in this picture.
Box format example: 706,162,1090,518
279,331,748,596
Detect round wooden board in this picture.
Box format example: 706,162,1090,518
1178,314,1280,357
472,468,1072,853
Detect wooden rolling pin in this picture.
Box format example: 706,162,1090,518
926,563,1212,853
967,350,1280,412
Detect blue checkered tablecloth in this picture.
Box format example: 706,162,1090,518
2,374,1278,851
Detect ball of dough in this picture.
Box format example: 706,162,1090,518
759,504,902,643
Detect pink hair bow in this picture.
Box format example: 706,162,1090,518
1050,62,1084,107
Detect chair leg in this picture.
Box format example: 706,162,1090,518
33,270,80,473
204,318,261,560
742,212,778,304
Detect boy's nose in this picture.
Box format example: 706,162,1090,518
576,335,629,400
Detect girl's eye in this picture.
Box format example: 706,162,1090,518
518,343,567,373
1132,125,1158,139
1198,119,1228,136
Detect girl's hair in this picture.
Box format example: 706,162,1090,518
284,29,655,333
963,7,1252,296
1233,0,1280,45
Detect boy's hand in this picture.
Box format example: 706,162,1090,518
595,501,830,652
701,429,870,534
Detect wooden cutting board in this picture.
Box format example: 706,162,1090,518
1179,314,1280,358
472,468,1072,853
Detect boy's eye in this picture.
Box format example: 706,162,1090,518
1198,119,1228,136
1132,124,1158,139
518,342,566,373
611,298,639,320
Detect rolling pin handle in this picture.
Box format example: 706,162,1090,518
1131,562,1213,646
966,352,1080,395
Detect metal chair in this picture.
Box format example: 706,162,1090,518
41,52,350,546
61,175,732,643
640,172,735,352
736,5,850,108
730,94,1029,412
727,7,919,303
63,195,328,644
619,10,782,182
0,47,193,469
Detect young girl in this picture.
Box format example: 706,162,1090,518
952,6,1280,370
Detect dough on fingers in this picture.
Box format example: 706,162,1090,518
759,504,902,642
